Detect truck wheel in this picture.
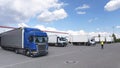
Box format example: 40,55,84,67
26,50,31,57
30,54,34,58
55,44,58,47
62,45,64,47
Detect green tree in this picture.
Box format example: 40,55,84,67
112,33,116,42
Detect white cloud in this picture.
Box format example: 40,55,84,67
34,25,69,35
34,25,57,31
0,0,67,25
31,25,114,39
17,24,58,31
77,11,86,14
104,0,120,11
89,32,111,37
34,25,47,30
116,26,120,28
34,25,112,37
75,4,90,15
37,9,67,22
67,30,87,35
18,23,29,27
76,4,90,10
46,27,57,31
96,28,100,31
88,17,98,23
34,25,88,35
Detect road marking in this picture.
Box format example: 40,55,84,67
64,60,79,64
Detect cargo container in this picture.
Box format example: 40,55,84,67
70,35,96,45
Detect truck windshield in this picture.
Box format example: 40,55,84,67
34,36,48,43
59,37,67,41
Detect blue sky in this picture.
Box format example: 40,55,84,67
28,0,120,33
0,0,120,35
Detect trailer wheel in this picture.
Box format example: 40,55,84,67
64,45,67,47
55,44,58,47
15,49,19,54
1,46,6,50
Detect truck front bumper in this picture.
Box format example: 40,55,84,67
31,50,48,57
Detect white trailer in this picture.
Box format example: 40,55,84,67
48,35,68,47
100,36,105,42
70,35,95,45
106,36,114,43
95,37,100,42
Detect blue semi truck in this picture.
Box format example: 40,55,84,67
0,27,48,57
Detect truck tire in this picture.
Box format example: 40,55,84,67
25,50,34,57
26,50,31,57
64,45,67,47
55,44,58,47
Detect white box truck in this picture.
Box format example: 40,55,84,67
48,35,68,47
70,35,95,46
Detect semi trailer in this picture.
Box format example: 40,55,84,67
100,36,105,42
0,27,48,57
95,36,114,43
48,35,68,47
105,36,114,43
69,35,96,45
95,37,100,43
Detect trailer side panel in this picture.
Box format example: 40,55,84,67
48,35,57,43
0,28,23,48
72,35,88,43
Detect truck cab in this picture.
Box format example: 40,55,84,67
48,35,68,47
57,37,68,47
87,38,96,46
24,28,48,57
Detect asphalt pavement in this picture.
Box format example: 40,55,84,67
0,43,120,68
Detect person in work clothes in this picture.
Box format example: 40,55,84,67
100,41,104,49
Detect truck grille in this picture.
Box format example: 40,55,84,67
37,45,46,51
